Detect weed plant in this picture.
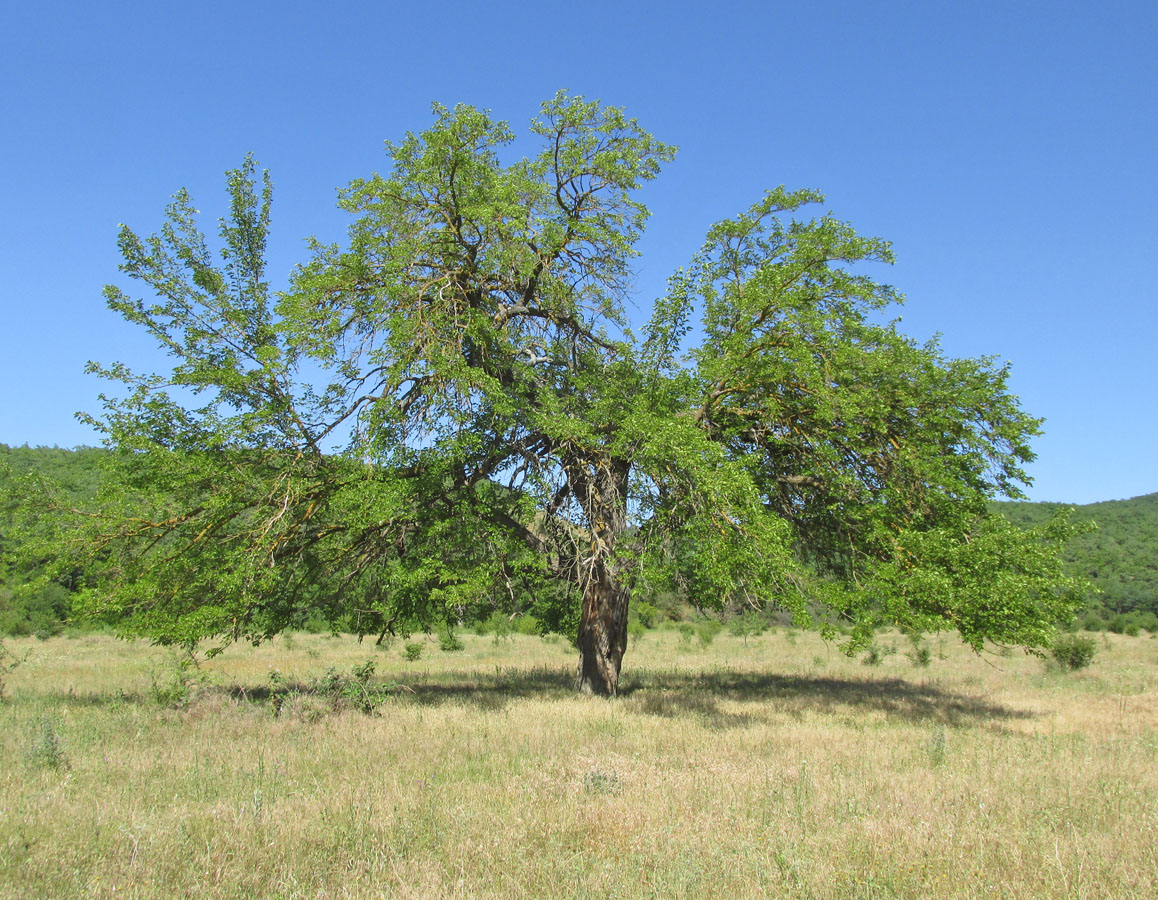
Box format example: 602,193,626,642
23,715,68,770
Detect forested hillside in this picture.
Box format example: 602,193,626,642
3,445,1155,635
994,494,1158,624
0,444,106,635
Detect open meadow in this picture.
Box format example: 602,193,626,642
2,628,1156,899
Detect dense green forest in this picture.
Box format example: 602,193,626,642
3,444,1155,637
0,444,106,635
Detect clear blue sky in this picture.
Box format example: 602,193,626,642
1,0,1154,504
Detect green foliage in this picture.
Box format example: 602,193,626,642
695,619,723,647
149,654,201,708
438,630,464,652
630,601,659,628
23,715,68,771
1051,634,1097,671
728,610,768,643
994,493,1158,618
0,582,69,638
50,94,1089,692
403,642,424,662
309,659,397,714
905,636,933,668
862,641,897,666
0,445,107,637
478,611,514,642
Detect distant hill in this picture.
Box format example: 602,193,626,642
993,493,1158,618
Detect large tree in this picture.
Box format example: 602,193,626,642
73,93,1084,694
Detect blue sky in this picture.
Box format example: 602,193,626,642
1,0,1154,504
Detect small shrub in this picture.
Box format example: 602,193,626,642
24,715,68,771
1051,634,1096,671
583,768,622,795
514,614,541,636
311,659,397,714
677,622,695,644
267,669,288,716
481,611,513,642
403,641,424,662
728,611,768,644
351,658,376,684
626,621,646,645
696,619,722,648
149,654,199,709
907,645,932,668
862,643,896,666
438,630,464,652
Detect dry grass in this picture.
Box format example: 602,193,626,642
1,627,1155,899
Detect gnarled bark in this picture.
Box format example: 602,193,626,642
576,560,630,695
569,453,631,696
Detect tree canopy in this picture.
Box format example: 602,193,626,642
67,93,1086,694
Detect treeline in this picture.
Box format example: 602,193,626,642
3,444,1155,637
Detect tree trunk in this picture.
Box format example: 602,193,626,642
570,454,631,696
576,560,630,695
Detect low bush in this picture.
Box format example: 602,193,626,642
862,642,897,666
1051,634,1096,671
696,619,723,648
148,654,201,709
307,659,398,714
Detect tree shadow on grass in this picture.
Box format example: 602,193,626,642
616,670,1032,730
33,664,1033,729
379,665,1031,729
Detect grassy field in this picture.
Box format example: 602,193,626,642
1,627,1155,899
